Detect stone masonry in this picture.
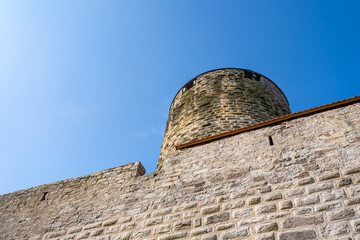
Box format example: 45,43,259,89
158,69,291,171
0,97,359,239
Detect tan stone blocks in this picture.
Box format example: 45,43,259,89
201,205,220,215
215,223,235,231
295,195,320,207
121,222,136,231
172,220,191,231
219,228,248,240
48,230,67,238
165,213,181,222
327,208,356,221
278,228,317,240
337,177,353,187
343,166,360,175
255,222,278,233
174,202,198,212
205,212,230,225
133,228,151,239
153,224,171,235
279,200,293,210
248,196,261,205
152,208,172,217
345,196,360,206
263,192,282,202
190,227,213,237
321,189,346,202
285,188,305,198
318,171,340,181
146,217,163,227
233,208,253,219
255,204,277,215
113,232,131,240
103,219,117,227
320,222,350,238
298,177,315,186
158,231,188,240
282,215,324,229
255,232,275,240
307,182,334,194
222,200,245,210
83,222,102,230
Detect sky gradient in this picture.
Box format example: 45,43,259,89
0,1,359,195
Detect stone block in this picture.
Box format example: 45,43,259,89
255,233,275,240
278,228,316,240
279,200,293,210
215,223,235,231
263,192,282,202
298,177,315,186
320,222,350,237
173,220,192,231
201,205,220,215
255,204,276,215
220,228,248,239
327,208,356,221
282,215,323,229
222,200,245,210
295,195,319,207
205,212,230,225
233,208,253,219
255,222,278,233
154,224,171,235
248,196,261,205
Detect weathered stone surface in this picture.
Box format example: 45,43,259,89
205,212,230,225
220,228,248,239
255,204,277,214
190,227,213,236
320,222,350,237
255,222,278,233
172,220,192,231
327,208,356,221
215,223,235,231
233,208,253,219
248,196,261,205
158,68,291,171
222,200,245,210
282,215,324,229
263,193,282,202
201,205,220,215
295,195,320,207
0,89,360,240
298,177,315,186
279,200,293,210
278,229,316,240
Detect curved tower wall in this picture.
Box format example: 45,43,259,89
158,68,291,170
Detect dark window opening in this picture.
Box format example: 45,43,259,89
182,79,196,94
39,192,48,201
268,136,274,146
244,70,260,81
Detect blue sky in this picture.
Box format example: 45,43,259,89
0,1,359,195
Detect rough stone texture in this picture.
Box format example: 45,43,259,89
158,68,291,170
0,88,360,239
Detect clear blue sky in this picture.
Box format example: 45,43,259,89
0,1,359,195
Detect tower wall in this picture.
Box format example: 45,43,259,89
158,68,291,170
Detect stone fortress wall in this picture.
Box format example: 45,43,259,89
158,69,291,171
1,99,360,240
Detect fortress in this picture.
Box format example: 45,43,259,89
1,68,360,240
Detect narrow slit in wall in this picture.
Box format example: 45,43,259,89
268,136,274,146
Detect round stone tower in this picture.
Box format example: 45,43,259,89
157,68,291,171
